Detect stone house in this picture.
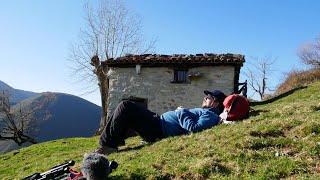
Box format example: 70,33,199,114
103,53,245,116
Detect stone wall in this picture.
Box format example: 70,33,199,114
107,65,235,116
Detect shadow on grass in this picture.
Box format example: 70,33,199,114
310,105,320,112
118,140,157,153
109,168,174,180
118,144,146,153
249,129,285,138
109,173,147,180
249,109,270,117
246,138,293,150
108,175,128,180
250,86,307,106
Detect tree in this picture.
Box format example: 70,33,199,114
244,56,276,100
0,91,37,146
69,0,154,133
298,35,320,68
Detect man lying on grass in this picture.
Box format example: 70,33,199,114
95,90,226,155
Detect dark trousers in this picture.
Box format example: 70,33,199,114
99,100,163,148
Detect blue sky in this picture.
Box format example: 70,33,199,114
1,0,319,105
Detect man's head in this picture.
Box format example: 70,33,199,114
202,90,226,109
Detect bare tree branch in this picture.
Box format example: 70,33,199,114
298,35,320,68
68,0,155,133
0,91,37,146
244,56,277,100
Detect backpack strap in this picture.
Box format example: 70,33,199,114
226,94,240,113
220,94,239,122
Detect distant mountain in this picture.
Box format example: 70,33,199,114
0,81,102,153
0,80,38,105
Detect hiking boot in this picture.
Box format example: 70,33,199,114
94,146,117,155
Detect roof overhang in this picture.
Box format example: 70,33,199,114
102,53,245,68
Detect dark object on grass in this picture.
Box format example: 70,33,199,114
23,160,75,180
81,153,118,180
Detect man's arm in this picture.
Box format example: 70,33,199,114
176,109,219,133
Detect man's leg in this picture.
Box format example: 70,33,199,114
99,100,163,150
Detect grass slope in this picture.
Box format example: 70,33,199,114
1,82,320,179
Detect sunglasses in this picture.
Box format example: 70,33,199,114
205,95,214,100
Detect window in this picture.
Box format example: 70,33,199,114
172,69,188,83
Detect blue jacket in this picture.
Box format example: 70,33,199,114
160,107,220,137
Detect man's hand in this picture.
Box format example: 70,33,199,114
219,109,228,121
219,110,236,124
175,106,184,111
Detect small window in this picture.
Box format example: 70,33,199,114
172,69,188,83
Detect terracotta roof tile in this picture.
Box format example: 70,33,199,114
103,53,245,67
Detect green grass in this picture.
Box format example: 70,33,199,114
1,81,320,179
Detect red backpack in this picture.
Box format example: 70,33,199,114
223,94,249,121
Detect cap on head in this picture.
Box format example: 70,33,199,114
204,90,226,103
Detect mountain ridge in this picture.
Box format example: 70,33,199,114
0,80,102,153
0,80,38,105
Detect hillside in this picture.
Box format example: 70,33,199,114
23,92,101,141
0,81,319,179
0,86,101,153
0,80,38,105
